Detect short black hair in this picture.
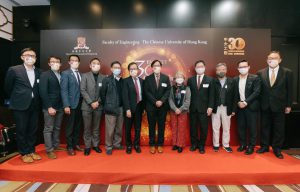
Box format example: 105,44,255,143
150,60,162,67
68,54,80,62
194,60,205,67
48,56,61,63
127,62,138,70
21,47,36,55
237,59,249,66
111,61,121,67
90,58,101,64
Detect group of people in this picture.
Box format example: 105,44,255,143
4,48,293,163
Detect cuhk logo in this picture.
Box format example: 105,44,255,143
224,37,246,56
74,37,89,50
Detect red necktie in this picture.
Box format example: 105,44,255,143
197,75,201,89
134,77,140,103
156,74,160,88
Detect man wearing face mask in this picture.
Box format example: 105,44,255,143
187,60,214,154
61,55,83,156
234,60,261,155
212,63,237,153
80,58,105,156
122,62,144,154
100,61,124,155
256,51,293,159
4,48,42,163
39,56,64,159
144,60,171,154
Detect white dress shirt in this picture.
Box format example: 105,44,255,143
24,64,35,98
239,75,247,101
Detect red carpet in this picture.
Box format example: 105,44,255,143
0,145,300,185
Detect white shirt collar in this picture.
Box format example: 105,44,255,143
24,64,35,71
269,65,279,72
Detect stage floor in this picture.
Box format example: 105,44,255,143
0,145,300,185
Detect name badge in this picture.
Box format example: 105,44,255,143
225,85,227,89
161,83,167,87
37,79,39,83
98,83,102,87
203,84,209,88
181,90,186,94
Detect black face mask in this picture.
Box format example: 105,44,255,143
217,72,226,78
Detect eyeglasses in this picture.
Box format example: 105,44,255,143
22,54,36,58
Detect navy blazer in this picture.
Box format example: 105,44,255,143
60,69,81,109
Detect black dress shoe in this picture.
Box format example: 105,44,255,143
172,146,179,150
93,147,102,153
177,147,183,153
237,145,247,152
256,147,269,154
245,147,254,155
84,148,91,156
199,146,205,154
126,147,132,154
190,145,198,151
274,150,284,159
134,146,141,153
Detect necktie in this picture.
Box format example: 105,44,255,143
134,78,140,103
75,71,81,84
156,74,160,88
197,75,201,89
270,69,275,87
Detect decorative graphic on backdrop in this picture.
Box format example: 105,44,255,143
224,37,246,56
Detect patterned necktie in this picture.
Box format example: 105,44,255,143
75,71,81,84
134,77,140,103
270,69,275,87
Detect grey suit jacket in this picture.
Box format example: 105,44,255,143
168,86,191,113
80,71,105,111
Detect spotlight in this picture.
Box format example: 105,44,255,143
90,2,102,15
134,1,145,14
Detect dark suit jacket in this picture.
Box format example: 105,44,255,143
187,75,215,113
39,70,62,110
234,74,261,112
212,77,237,115
257,66,293,112
60,69,81,109
122,76,144,113
144,73,171,111
4,64,41,110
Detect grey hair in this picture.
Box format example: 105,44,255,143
216,63,227,68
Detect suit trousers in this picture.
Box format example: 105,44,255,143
147,108,167,146
65,102,82,149
237,108,258,147
212,105,231,148
189,111,208,147
105,107,123,150
82,109,102,148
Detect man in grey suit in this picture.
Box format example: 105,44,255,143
80,58,105,156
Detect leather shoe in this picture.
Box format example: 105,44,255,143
93,147,102,153
172,146,179,150
21,155,34,163
189,145,198,151
150,146,156,154
245,147,254,155
106,150,112,155
157,146,163,153
126,147,132,154
67,148,76,156
47,151,57,159
75,145,83,152
199,146,205,154
134,146,141,153
177,147,183,153
274,150,284,159
84,148,91,156
237,145,247,152
256,147,269,154
30,153,42,160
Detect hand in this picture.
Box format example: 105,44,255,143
91,101,99,109
48,107,56,116
207,108,213,116
231,112,235,116
64,107,71,115
175,108,181,115
285,107,291,114
238,101,247,109
156,100,163,107
126,110,132,118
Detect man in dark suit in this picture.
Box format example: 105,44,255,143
61,54,83,156
39,56,64,159
144,60,171,154
122,62,144,154
234,60,261,155
4,48,42,163
187,60,214,154
80,58,105,156
212,63,237,153
256,51,293,159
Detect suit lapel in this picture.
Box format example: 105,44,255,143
50,70,60,84
263,68,271,87
272,67,283,87
20,65,33,88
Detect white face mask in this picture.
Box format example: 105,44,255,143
175,78,184,85
238,67,249,75
112,68,121,76
130,69,138,77
153,66,161,74
24,57,36,65
70,61,79,69
50,63,60,71
195,67,205,75
91,64,100,73
268,59,279,68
